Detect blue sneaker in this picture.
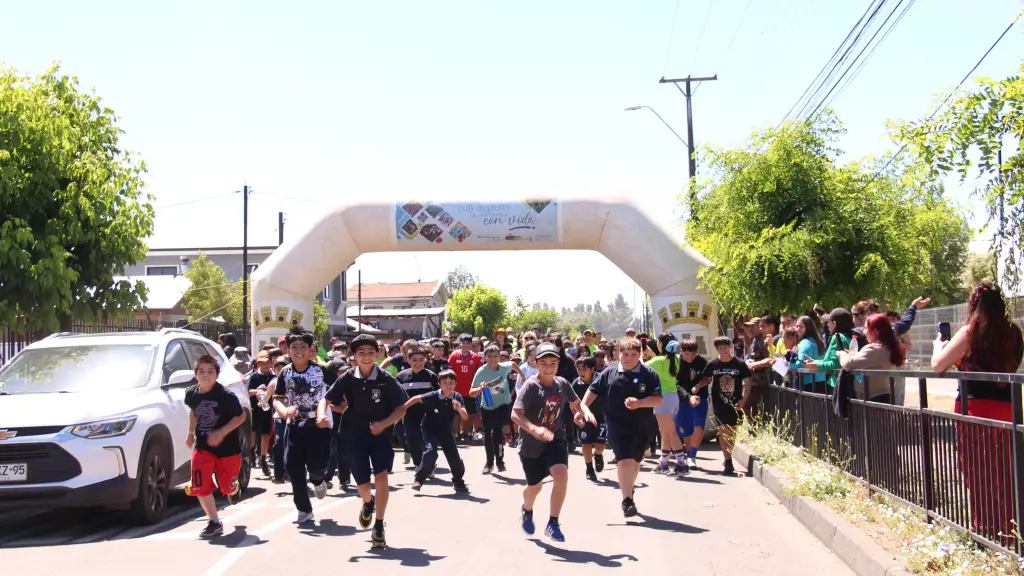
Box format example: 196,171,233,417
520,505,535,535
545,518,565,542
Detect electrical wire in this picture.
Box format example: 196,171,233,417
859,12,1023,191
689,0,715,73
155,191,239,209
716,0,754,74
180,295,243,328
661,0,682,76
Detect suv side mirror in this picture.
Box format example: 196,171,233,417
165,369,196,388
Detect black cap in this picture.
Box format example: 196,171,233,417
536,343,560,359
827,308,852,325
350,334,379,352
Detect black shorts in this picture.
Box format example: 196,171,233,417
349,433,395,486
520,440,568,486
463,395,478,414
711,398,741,427
252,408,273,435
579,421,607,445
608,422,652,463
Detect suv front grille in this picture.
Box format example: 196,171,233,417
0,426,66,438
0,443,82,484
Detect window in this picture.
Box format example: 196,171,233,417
322,285,331,300
364,306,383,310
162,341,192,383
184,341,212,367
146,266,178,276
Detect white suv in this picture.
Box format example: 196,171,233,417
0,328,252,524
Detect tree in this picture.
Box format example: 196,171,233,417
964,251,998,289
181,253,237,323
444,265,477,297
685,113,969,315
506,308,560,335
596,293,636,337
893,62,1024,293
313,299,328,342
0,64,154,331
445,284,507,336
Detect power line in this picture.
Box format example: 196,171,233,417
860,12,1022,190
689,0,715,73
716,0,754,73
155,191,239,209
661,0,682,76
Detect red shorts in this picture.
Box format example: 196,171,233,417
188,450,241,497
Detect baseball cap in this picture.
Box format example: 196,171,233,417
256,350,270,363
277,336,287,347
536,342,560,359
232,347,251,363
350,334,379,352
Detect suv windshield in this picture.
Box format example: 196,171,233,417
0,344,157,394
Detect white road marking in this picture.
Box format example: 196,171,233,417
202,496,357,576
143,503,267,540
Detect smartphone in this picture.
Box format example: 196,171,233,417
938,322,951,342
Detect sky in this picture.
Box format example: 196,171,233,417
3,0,1022,312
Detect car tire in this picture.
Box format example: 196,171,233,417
130,440,170,525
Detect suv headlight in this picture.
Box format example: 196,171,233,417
68,417,138,439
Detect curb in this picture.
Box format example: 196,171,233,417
733,443,913,576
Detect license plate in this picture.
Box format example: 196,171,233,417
0,463,27,482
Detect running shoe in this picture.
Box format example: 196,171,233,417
482,464,494,475
271,477,286,484
520,505,535,535
404,451,412,465
200,520,223,539
621,497,638,518
509,436,519,448
371,522,386,548
545,518,565,542
654,464,670,474
723,459,735,476
586,467,598,483
453,479,469,493
359,496,376,529
313,481,327,500
473,431,484,442
260,457,270,478
296,511,315,524
675,461,691,477
496,461,507,473
687,456,697,469
594,454,605,473
412,480,424,491
325,480,334,490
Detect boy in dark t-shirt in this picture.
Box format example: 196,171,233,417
512,343,595,543
405,369,469,492
694,336,752,476
184,354,247,539
321,334,408,549
675,339,709,469
572,357,606,482
395,346,439,468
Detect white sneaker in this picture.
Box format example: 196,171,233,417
313,481,327,500
404,451,412,465
687,456,697,469
296,511,315,523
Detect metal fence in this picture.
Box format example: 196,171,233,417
903,301,1024,368
761,369,1024,557
1,319,243,365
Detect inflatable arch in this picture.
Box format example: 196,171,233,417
250,197,718,353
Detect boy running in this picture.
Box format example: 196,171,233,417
184,354,247,538
321,334,408,548
448,334,483,442
512,343,597,542
395,346,439,468
407,369,469,492
676,339,708,469
469,345,524,474
693,336,753,476
246,350,275,478
572,357,606,482
272,327,333,523
582,337,662,517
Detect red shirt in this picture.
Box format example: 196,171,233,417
448,350,482,397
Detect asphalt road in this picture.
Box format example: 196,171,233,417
1,443,852,576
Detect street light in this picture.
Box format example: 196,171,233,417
624,106,688,148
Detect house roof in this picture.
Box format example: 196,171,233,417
114,275,191,310
346,306,446,318
346,281,442,301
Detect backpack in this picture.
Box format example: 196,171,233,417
832,334,856,419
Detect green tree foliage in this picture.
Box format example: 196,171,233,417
181,253,237,323
892,62,1024,293
444,265,477,297
0,64,154,330
963,251,998,290
504,294,634,339
686,113,969,315
313,299,328,341
445,284,507,336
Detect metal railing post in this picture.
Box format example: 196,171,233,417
919,377,934,522
797,372,804,449
1011,381,1024,548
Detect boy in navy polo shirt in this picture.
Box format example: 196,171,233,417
572,357,606,482
583,337,662,518
394,345,439,468
405,369,469,492
512,343,597,542
320,334,408,549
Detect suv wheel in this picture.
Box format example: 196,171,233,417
130,440,170,524
236,427,251,494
